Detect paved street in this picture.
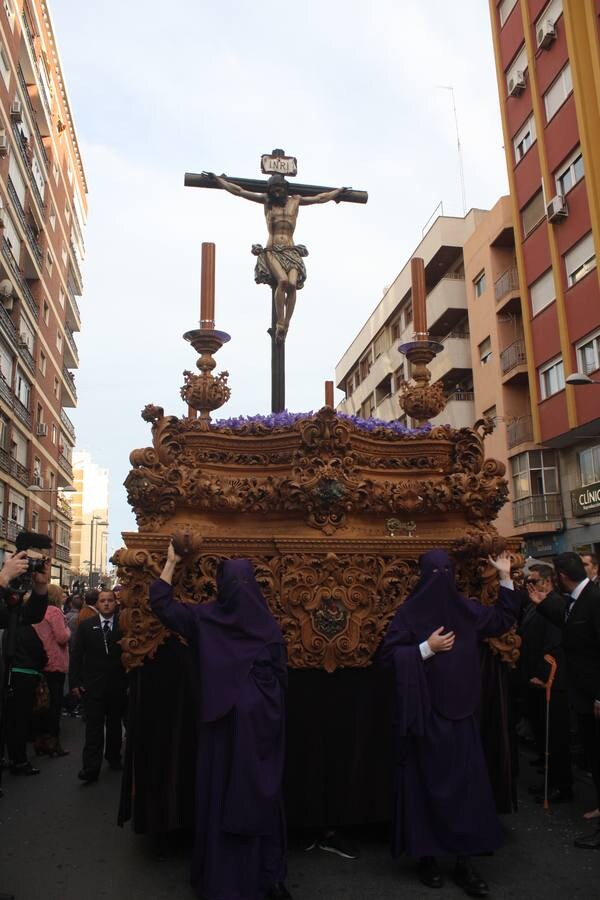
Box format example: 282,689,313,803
1,717,598,900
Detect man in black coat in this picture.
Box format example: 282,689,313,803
528,552,600,848
70,589,127,783
519,564,572,802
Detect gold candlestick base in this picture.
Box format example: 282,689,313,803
181,328,231,428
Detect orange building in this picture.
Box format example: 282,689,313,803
0,1,86,582
489,0,600,558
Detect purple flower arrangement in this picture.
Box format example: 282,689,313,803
212,410,431,437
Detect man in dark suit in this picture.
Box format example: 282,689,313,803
528,552,600,848
70,590,127,783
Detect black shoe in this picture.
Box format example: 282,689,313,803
529,756,544,767
107,759,122,770
78,769,98,784
574,828,600,850
534,787,573,804
317,831,359,859
418,857,444,889
9,761,40,776
266,884,292,900
528,781,545,795
454,859,489,897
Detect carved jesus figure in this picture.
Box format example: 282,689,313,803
203,172,347,342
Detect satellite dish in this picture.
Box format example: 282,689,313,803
0,279,13,298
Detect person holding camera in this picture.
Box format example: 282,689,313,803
0,548,50,777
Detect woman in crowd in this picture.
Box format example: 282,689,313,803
33,583,71,757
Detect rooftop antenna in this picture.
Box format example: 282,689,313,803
438,85,467,216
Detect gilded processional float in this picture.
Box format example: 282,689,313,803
115,154,521,835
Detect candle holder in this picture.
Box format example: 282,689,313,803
398,338,446,424
181,328,231,429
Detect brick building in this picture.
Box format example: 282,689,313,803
0,1,86,582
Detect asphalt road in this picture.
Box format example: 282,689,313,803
1,718,598,900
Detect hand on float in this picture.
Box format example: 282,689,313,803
167,541,182,566
487,550,512,579
427,626,455,653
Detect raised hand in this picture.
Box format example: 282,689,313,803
427,626,455,653
488,550,512,579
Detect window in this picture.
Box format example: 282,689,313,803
539,356,565,399
391,319,401,341
0,42,10,89
56,332,63,354
506,44,528,93
346,377,354,398
522,190,545,236
555,147,584,196
576,329,600,376
49,470,55,491
15,368,30,407
0,340,13,383
511,449,558,498
49,205,56,230
544,64,572,121
43,301,49,325
11,427,26,464
394,364,406,390
3,1,15,31
61,241,68,267
31,155,45,202
359,350,373,380
52,160,59,184
483,404,497,425
65,204,71,224
374,331,387,359
36,402,42,423
530,269,555,315
579,446,600,487
536,0,563,39
0,412,8,448
474,271,486,298
51,424,57,444
53,376,59,399
9,489,25,526
32,456,41,485
31,510,38,531
565,232,596,286
375,374,392,405
513,115,536,163
360,394,375,419
39,351,46,375
499,0,518,26
3,210,21,260
58,286,65,308
8,154,26,207
404,302,413,329
479,336,492,365
46,250,53,275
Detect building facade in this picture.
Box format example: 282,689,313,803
335,211,487,432
70,449,108,588
0,1,86,582
490,0,600,557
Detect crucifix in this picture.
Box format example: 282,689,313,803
185,150,368,412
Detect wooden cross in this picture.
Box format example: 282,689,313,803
185,151,367,412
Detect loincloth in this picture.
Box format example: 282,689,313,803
251,243,309,290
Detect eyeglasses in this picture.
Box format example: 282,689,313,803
525,578,541,586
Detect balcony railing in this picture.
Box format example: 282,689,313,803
500,338,527,375
0,447,29,485
60,408,76,440
447,391,474,402
0,516,6,538
7,519,22,541
7,177,42,267
62,366,77,400
58,453,73,479
69,244,83,290
494,266,519,302
1,239,39,319
507,416,533,449
17,340,35,374
54,544,71,563
0,377,13,406
66,279,81,323
65,325,79,362
0,302,17,344
12,394,31,429
512,493,563,526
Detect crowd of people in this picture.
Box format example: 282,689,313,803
0,543,599,900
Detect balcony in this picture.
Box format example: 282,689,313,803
495,266,521,315
58,453,73,480
0,516,6,538
507,415,533,449
0,447,29,485
427,276,467,337
429,331,472,386
500,338,528,384
21,13,52,129
64,325,79,367
69,245,84,292
60,408,76,441
0,302,18,345
12,394,31,429
7,520,21,541
17,339,35,374
431,391,475,429
1,239,39,320
7,177,42,269
512,493,563,526
65,279,81,329
16,64,49,170
62,366,77,406
54,544,71,564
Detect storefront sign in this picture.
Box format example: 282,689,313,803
523,534,564,558
572,481,600,517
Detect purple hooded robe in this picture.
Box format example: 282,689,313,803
149,559,287,900
379,549,520,858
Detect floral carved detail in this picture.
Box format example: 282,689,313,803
398,380,446,421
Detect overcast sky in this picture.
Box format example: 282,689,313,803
49,0,508,556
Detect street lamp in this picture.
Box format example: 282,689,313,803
566,372,600,386
74,516,109,586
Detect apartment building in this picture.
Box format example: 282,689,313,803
335,211,487,431
0,1,86,583
490,0,600,558
69,450,108,589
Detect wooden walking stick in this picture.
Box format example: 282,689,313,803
543,654,558,811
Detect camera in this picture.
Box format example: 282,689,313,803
8,530,52,595
26,557,46,575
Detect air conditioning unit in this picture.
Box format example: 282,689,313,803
36,423,48,437
10,100,22,122
508,70,526,97
546,194,568,222
0,132,7,158
537,18,556,49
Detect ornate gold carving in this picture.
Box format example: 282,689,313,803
398,380,446,421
